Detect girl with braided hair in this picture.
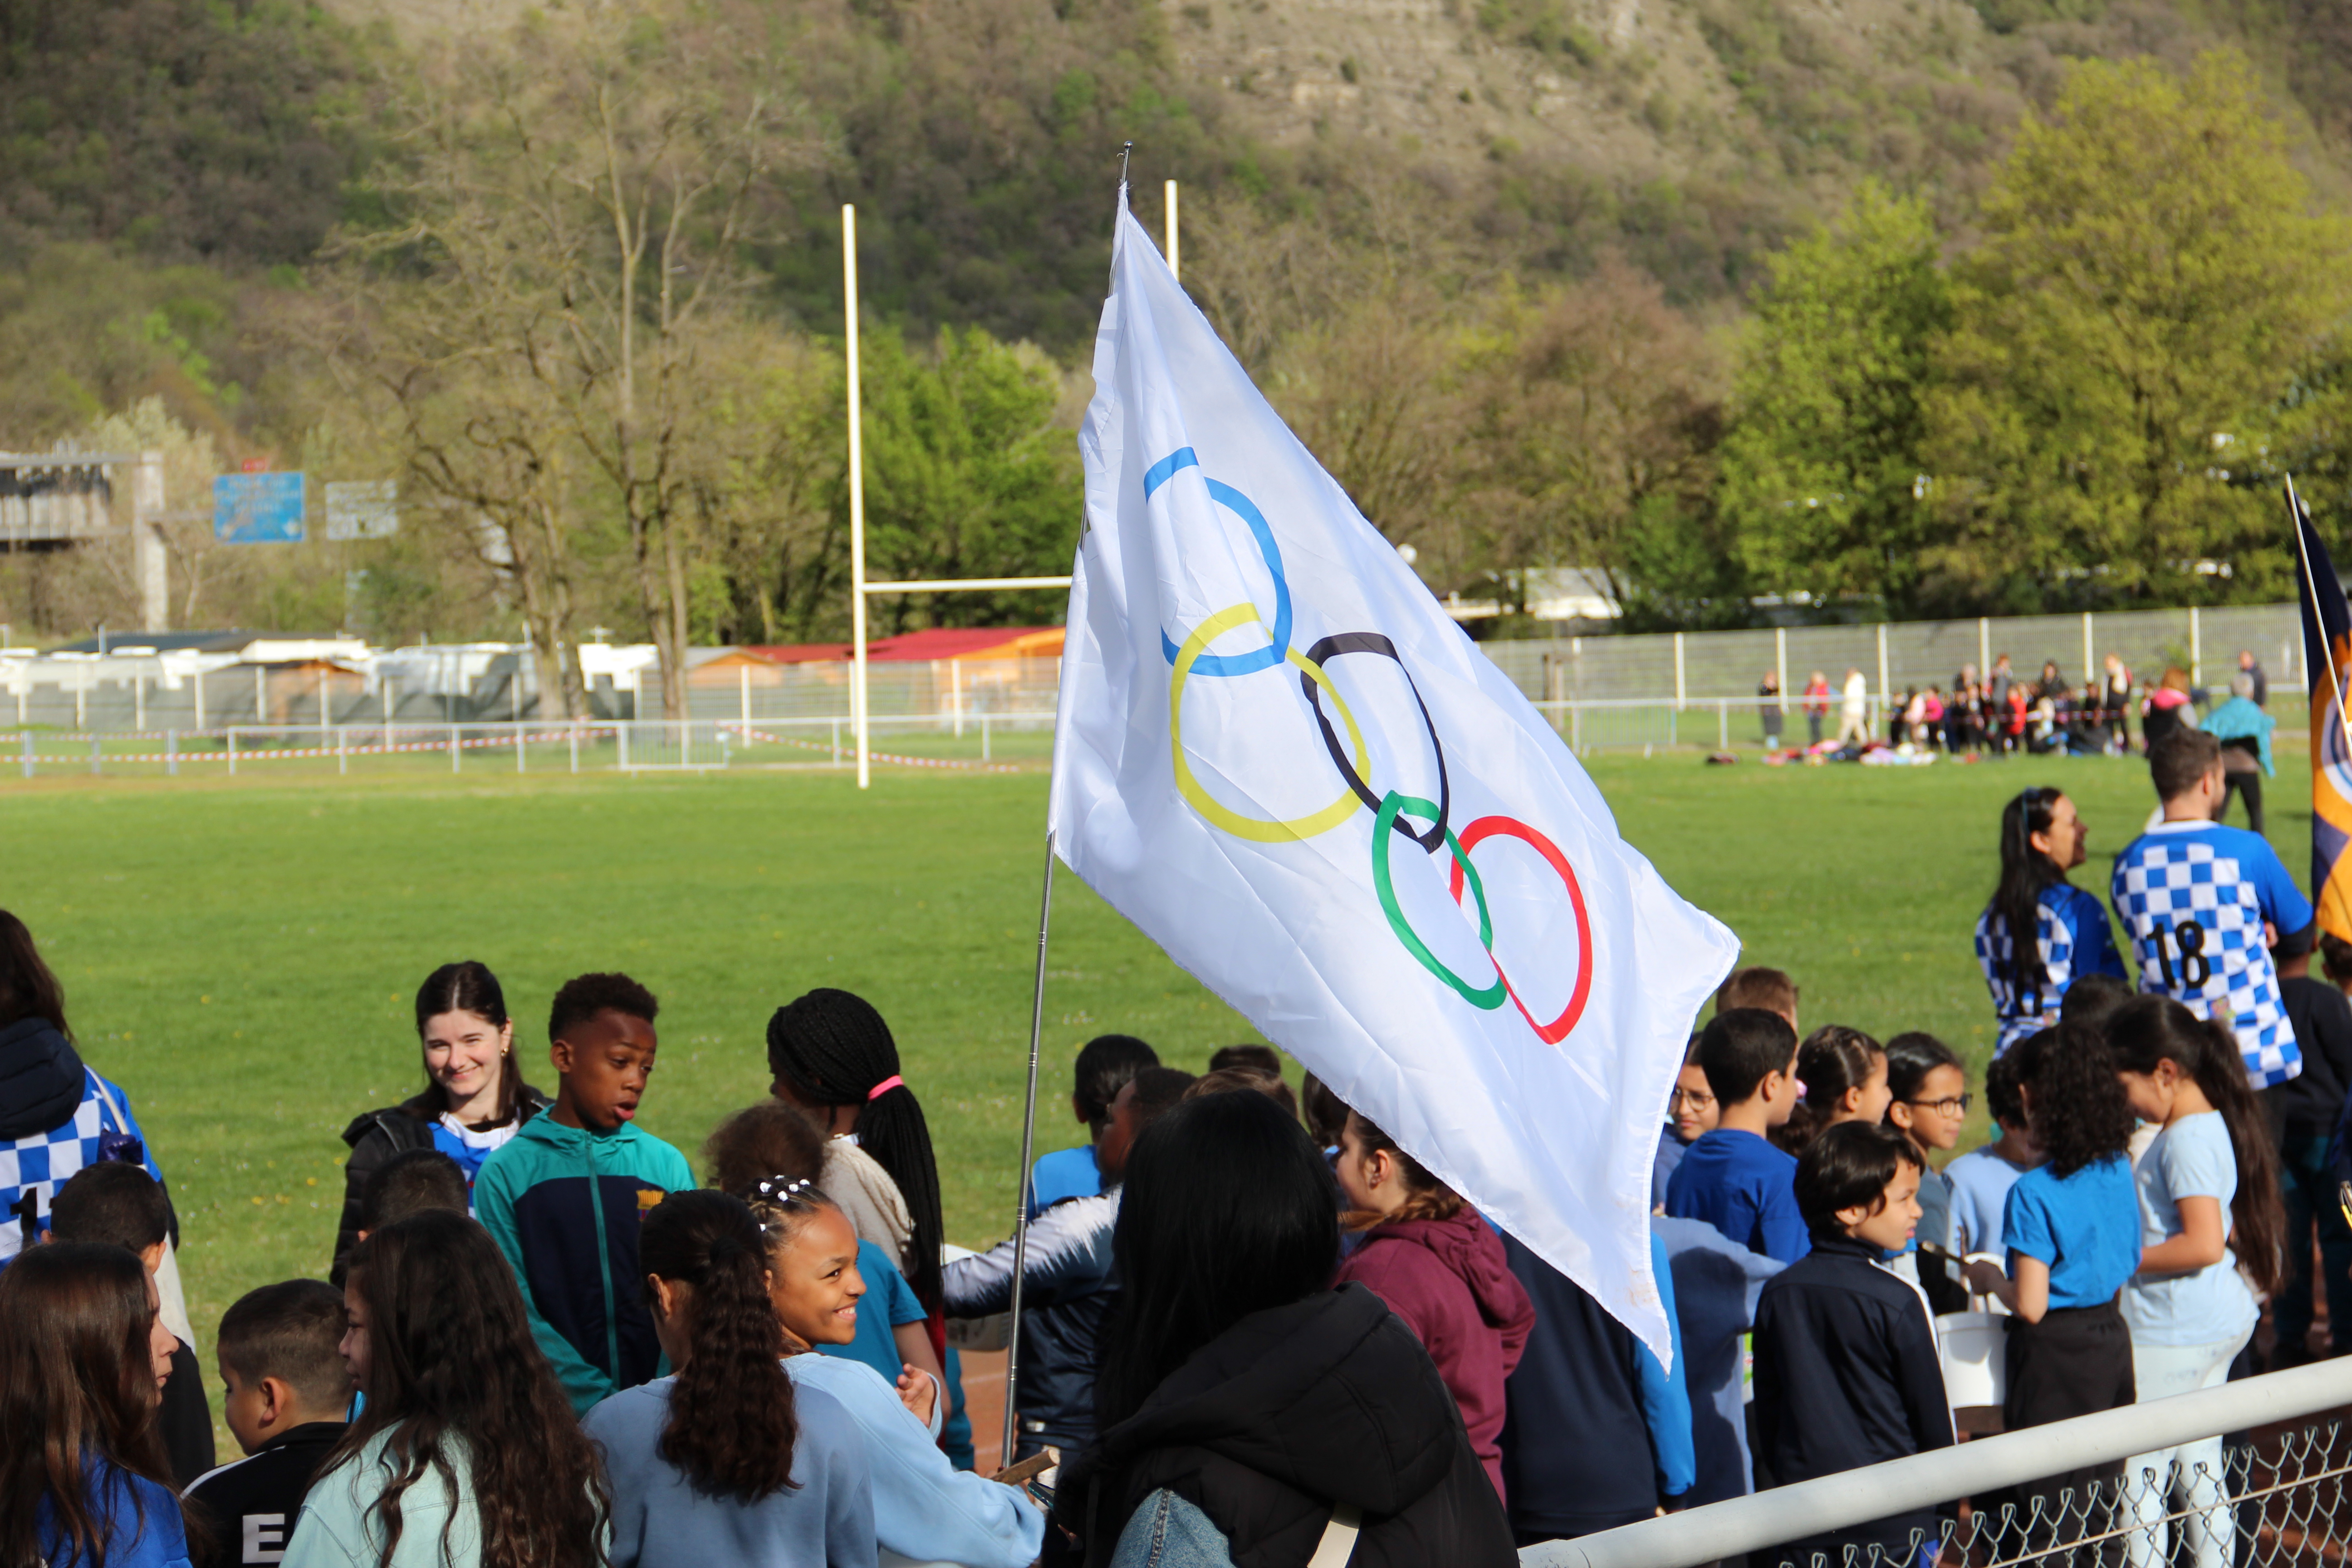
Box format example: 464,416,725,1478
584,1190,877,1568
740,1179,1045,1568
765,990,946,1329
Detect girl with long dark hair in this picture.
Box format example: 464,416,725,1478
585,1190,877,1568
1962,1026,2141,1540
2108,997,2285,1568
739,1180,1042,1567
1975,789,2126,1053
0,1242,194,1568
1332,1108,1534,1504
332,962,549,1283
1063,1091,1514,1566
282,1210,606,1568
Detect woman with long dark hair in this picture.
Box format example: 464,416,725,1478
282,1210,606,1568
332,962,549,1283
1975,788,2125,1053
1062,1091,1514,1566
2109,997,2285,1568
0,1242,194,1568
585,1190,877,1567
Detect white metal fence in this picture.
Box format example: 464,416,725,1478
1523,1356,2352,1568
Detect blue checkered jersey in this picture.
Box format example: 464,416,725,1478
0,1069,160,1264
2110,821,2316,1087
1975,882,2126,1053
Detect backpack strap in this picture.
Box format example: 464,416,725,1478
1306,1503,1361,1568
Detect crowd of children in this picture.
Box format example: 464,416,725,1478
2,715,2342,1568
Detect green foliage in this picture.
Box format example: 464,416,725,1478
0,0,372,265
1921,51,2352,609
1720,182,1952,616
852,326,1082,630
1474,0,1600,64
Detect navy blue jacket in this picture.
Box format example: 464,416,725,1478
945,1186,1116,1454
1753,1234,1955,1564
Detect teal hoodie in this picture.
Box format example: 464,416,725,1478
472,1112,694,1414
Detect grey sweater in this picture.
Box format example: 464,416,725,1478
584,1376,877,1568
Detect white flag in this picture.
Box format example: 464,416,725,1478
1049,196,1740,1363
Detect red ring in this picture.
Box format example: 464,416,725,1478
1445,815,1593,1045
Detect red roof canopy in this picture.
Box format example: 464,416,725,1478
749,627,1061,664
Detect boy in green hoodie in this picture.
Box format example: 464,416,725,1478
473,972,694,1414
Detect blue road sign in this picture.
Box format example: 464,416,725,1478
214,472,307,543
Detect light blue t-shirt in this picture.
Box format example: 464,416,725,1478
1028,1143,1102,1218
2004,1154,2140,1309
2124,1111,2258,1348
816,1240,927,1389
1946,1146,2034,1258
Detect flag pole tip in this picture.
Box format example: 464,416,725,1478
1119,141,1134,186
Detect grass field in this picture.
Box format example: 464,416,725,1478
0,741,2312,1451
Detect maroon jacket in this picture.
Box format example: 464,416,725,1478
1334,1207,1535,1502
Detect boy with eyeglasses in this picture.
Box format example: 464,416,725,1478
1653,1039,1718,1208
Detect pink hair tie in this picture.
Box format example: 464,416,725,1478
867,1075,905,1101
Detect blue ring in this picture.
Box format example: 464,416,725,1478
1144,449,1292,675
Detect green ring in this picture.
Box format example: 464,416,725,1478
1372,791,1506,1010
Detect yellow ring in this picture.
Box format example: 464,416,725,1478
1170,602,1369,842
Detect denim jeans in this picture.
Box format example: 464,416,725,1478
2274,1133,2352,1357
1110,1490,1239,1568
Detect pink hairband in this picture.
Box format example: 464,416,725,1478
868,1075,904,1100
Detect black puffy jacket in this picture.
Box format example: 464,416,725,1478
332,1086,548,1283
1056,1283,1515,1568
0,1014,85,1142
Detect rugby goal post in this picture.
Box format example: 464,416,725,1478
840,186,1179,789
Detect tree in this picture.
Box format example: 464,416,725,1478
853,326,1082,632
1718,181,1950,616
1921,51,2352,609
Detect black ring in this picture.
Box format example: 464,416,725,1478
1299,632,1450,853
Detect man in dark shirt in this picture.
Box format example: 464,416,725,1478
2239,649,2270,708
183,1279,352,1568
2271,931,2352,1365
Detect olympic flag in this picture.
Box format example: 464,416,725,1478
1049,194,1739,1363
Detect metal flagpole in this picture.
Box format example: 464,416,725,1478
1002,828,1058,1464
844,203,871,790
1164,179,1180,283
2288,476,2352,758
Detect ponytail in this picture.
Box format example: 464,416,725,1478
1989,789,2068,997
640,1191,798,1503
2108,996,2286,1296
1777,1026,1886,1156
766,989,945,1316
1343,1110,1464,1229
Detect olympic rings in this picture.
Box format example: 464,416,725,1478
1446,816,1595,1045
1301,632,1451,853
1147,449,1293,677
1170,602,1369,843
1371,792,1508,1010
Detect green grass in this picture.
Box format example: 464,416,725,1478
0,744,2311,1453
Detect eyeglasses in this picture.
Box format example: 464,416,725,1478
1906,1094,1972,1117
1669,1088,1716,1110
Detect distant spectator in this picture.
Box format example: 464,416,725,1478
1837,668,1870,750
2104,653,2136,751
0,1243,195,1568
1666,1010,1808,1264
1030,1033,1157,1219
1715,966,1798,1036
2237,649,2268,708
2141,666,2196,750
49,1161,213,1485
1802,671,1831,747
1058,1091,1515,1564
1755,1122,1954,1568
1758,670,1783,750
184,1280,351,1568
2203,674,2275,834
333,961,549,1287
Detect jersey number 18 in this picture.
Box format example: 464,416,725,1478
2151,919,2212,990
